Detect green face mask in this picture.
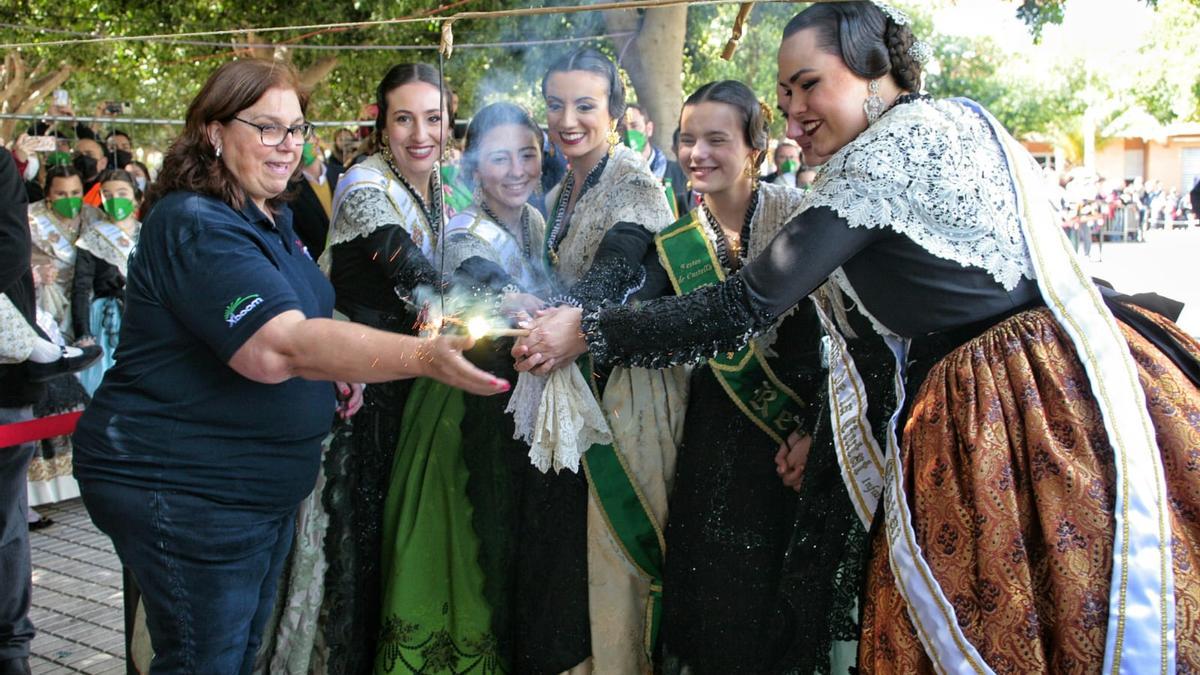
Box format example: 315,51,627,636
624,129,647,153
102,197,136,222
301,142,317,167
51,196,82,219
780,159,800,175
47,151,72,166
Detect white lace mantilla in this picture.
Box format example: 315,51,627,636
548,143,674,284
76,220,139,278
319,154,435,271
801,98,1035,290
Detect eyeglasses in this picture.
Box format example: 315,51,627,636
233,117,314,147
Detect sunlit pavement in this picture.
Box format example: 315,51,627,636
27,498,126,674
1082,226,1200,337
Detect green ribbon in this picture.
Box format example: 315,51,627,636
439,164,474,214
656,211,807,445
663,178,679,220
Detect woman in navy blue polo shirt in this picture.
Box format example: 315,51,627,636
71,59,507,675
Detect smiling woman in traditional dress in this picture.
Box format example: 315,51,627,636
373,101,550,675
506,46,682,674
517,3,1200,672
315,62,457,675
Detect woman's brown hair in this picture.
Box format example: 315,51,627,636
144,59,309,216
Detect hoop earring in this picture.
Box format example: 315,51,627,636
606,120,619,157
864,79,885,125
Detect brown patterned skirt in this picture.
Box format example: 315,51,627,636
859,307,1200,673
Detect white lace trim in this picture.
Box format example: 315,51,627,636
319,154,435,273
551,144,675,284
801,98,1035,291
505,366,612,474
76,220,138,277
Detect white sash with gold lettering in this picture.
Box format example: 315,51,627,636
810,296,886,529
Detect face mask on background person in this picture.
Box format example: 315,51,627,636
134,176,147,192
52,196,83,219
101,196,136,222
779,159,800,175
301,142,317,167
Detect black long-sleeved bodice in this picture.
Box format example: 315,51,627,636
585,206,1040,368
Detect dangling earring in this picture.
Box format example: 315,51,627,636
473,184,483,205
215,145,222,159
864,79,885,125
606,120,619,157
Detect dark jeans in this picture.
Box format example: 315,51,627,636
79,480,295,675
0,407,35,665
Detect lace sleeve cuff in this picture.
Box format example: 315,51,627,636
583,275,775,368
567,253,646,310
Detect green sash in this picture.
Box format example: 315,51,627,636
578,355,666,660
549,202,667,658
656,210,806,445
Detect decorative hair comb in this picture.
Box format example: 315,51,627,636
872,1,910,26
907,40,933,64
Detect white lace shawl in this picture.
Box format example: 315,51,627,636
318,154,435,272
76,220,139,278
546,143,675,284
800,98,1035,291
439,205,547,291
511,145,676,473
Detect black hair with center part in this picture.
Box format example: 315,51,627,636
374,63,455,144
44,164,82,195
460,102,543,189
683,80,770,169
541,46,627,123
782,1,923,92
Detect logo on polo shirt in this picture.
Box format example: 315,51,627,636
224,294,264,327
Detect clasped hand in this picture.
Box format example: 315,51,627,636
511,306,587,375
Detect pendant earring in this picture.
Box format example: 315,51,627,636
864,79,885,125
473,185,483,205
607,121,619,157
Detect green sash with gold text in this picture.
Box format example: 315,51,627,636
656,210,806,445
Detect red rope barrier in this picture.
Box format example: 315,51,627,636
0,411,82,447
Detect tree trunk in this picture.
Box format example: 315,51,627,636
0,54,72,140
605,6,687,159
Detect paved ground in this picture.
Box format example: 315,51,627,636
27,499,126,674
1084,227,1200,337
22,227,1198,674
